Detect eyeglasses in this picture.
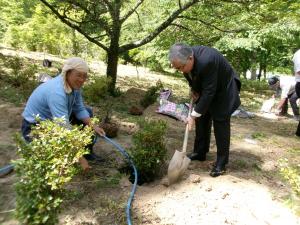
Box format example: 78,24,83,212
173,64,187,71
171,57,191,72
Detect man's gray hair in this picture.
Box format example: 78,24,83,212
169,43,193,64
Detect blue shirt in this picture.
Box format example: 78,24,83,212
22,75,89,123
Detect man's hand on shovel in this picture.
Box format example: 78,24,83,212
187,115,196,131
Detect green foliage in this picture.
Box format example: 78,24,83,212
240,78,269,92
2,2,103,58
14,118,94,225
128,46,168,72
140,80,163,108
129,119,167,183
0,55,38,103
82,76,111,105
4,56,38,89
279,158,300,197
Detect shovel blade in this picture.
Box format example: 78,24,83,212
168,150,191,185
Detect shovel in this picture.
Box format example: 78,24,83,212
168,98,193,185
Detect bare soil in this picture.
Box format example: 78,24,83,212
0,48,299,225
1,92,299,225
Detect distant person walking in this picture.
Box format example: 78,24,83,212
168,43,241,177
293,49,300,136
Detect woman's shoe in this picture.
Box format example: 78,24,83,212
84,153,105,162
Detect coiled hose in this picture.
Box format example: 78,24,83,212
0,136,138,225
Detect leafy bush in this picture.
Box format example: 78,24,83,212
129,119,167,183
240,77,269,92
14,118,94,225
1,56,38,98
83,76,111,105
140,80,163,108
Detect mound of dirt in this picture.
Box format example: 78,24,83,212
121,87,146,106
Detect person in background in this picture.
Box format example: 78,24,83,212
21,57,105,170
292,49,300,136
168,43,241,177
267,75,299,120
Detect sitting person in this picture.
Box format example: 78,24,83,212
21,57,105,170
267,76,299,120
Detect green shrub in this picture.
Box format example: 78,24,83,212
83,76,110,105
129,119,167,183
240,77,269,92
140,81,163,108
1,56,38,100
14,118,94,225
4,56,37,87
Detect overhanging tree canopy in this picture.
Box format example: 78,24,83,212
39,0,200,93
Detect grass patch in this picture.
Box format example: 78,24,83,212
95,195,127,225
233,159,248,169
251,132,267,140
95,172,123,189
282,195,300,216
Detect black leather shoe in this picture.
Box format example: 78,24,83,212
187,152,206,161
210,166,226,177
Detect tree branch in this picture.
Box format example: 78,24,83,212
219,0,258,3
119,0,200,52
134,10,143,30
179,15,245,33
120,0,144,23
101,0,114,13
170,23,204,41
40,0,109,52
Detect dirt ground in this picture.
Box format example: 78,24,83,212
0,91,299,225
0,48,299,225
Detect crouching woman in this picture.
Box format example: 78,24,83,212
21,57,105,170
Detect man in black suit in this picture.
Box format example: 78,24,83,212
169,43,241,177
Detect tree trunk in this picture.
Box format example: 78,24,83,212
257,63,262,81
263,66,267,79
106,19,121,94
106,48,119,94
71,30,79,55
250,68,256,80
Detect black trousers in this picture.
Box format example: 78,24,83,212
279,92,299,116
296,82,300,136
194,112,230,167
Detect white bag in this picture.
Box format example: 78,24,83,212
260,97,275,113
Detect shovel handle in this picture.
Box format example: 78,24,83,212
182,97,193,153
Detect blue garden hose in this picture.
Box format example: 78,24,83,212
0,164,14,177
95,135,138,225
0,136,138,225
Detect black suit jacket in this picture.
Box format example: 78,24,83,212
185,46,241,120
